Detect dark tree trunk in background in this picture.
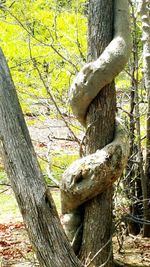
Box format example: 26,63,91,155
79,1,115,266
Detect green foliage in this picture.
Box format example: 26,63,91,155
116,71,130,90
0,0,87,115
51,153,78,181
39,152,79,185
0,168,8,183
0,189,19,221
0,168,19,221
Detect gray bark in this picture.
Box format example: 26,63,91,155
79,1,115,266
0,48,81,267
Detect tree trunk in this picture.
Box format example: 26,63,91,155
140,0,150,237
79,1,115,266
0,48,81,267
124,1,143,236
61,0,130,264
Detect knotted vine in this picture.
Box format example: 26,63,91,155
61,0,131,254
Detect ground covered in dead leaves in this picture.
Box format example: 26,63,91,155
1,216,150,267
0,222,38,267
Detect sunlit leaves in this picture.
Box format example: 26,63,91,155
0,0,87,114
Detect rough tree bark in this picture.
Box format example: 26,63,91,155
0,48,81,267
79,1,116,266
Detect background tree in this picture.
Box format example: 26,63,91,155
121,0,150,237
140,0,150,237
123,0,143,236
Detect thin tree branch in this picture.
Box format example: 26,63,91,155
28,36,80,146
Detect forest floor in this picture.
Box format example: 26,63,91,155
0,188,59,267
1,116,150,267
1,188,150,267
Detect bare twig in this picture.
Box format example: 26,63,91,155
28,36,80,146
0,188,10,194
46,141,60,187
0,183,11,187
75,2,86,63
51,136,78,142
85,237,112,267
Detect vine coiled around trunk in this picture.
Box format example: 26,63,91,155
61,0,131,254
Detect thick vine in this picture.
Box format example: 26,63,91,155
61,0,131,253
